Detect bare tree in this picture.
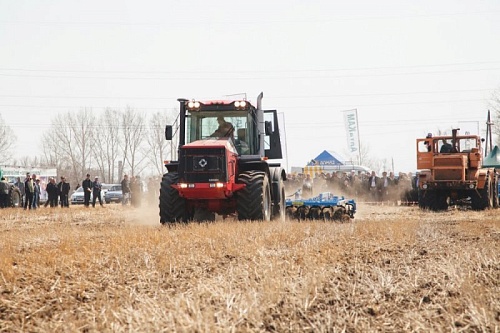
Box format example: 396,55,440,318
145,111,177,176
41,109,96,185
93,108,122,183
0,113,16,163
120,107,147,177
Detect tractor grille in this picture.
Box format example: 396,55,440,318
179,148,227,183
434,157,462,167
433,156,464,181
434,169,462,181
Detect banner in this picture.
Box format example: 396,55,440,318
342,109,360,155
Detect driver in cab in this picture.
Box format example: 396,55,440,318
211,116,234,138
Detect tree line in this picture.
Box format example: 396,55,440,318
0,108,178,186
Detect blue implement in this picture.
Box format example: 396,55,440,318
286,192,356,221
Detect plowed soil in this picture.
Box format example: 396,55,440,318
0,204,498,332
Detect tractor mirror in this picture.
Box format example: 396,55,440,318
264,121,273,135
165,125,173,140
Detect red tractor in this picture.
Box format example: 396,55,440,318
160,93,286,223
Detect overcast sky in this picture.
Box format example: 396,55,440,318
1,0,500,173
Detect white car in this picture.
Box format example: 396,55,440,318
71,184,115,205
70,187,90,205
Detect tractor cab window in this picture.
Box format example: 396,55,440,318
457,137,478,152
433,136,478,153
418,140,433,153
186,113,256,155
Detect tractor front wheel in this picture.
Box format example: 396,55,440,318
236,171,272,221
159,173,187,224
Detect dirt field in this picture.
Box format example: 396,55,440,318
0,204,498,332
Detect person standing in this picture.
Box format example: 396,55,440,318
367,171,380,202
0,177,9,208
24,173,34,210
44,177,59,207
15,177,25,207
57,176,71,207
82,173,93,207
121,174,131,205
32,178,41,209
130,176,142,207
92,176,103,207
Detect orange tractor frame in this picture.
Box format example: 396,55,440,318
416,129,499,210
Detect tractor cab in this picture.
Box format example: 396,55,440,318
183,103,257,156
166,95,283,161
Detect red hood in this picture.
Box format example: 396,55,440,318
184,138,238,154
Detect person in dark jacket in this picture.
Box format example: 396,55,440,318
15,177,25,207
121,174,131,205
44,177,59,207
82,173,93,207
57,176,71,207
24,173,35,210
367,171,380,202
0,177,9,208
92,176,103,207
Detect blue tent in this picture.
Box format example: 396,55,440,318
308,150,345,166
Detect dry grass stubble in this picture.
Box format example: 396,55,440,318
0,204,498,332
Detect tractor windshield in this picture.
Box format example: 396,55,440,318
418,136,480,153
185,111,256,155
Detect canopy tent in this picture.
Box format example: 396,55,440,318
483,145,500,168
307,150,345,166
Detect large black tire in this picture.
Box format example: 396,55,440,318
493,175,499,209
8,187,22,208
419,189,447,211
471,176,493,210
272,177,286,221
236,171,272,221
429,192,448,211
418,189,429,209
159,173,187,224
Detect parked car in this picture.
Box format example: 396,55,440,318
70,183,117,205
101,183,116,201
70,187,90,205
105,185,123,204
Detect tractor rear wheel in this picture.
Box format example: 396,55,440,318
236,171,272,221
471,176,493,210
159,173,187,224
8,187,21,208
493,175,499,208
272,177,286,221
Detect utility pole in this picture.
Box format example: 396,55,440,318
485,110,494,156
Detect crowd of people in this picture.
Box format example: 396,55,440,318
0,172,161,210
285,170,419,204
1,168,419,209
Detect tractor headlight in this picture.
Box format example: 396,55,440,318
422,184,428,189
187,101,200,109
469,184,475,189
235,101,247,109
